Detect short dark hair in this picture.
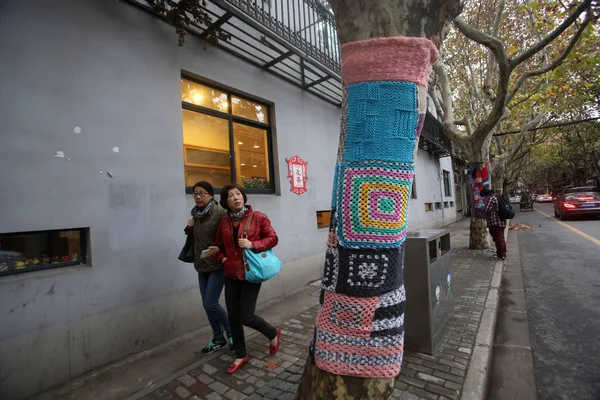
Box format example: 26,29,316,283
480,188,494,197
220,184,247,211
192,181,214,197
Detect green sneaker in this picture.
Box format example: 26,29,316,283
201,340,226,355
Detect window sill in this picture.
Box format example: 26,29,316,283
0,263,91,283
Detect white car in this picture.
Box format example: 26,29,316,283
509,195,521,204
537,194,553,203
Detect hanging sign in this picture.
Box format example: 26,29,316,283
286,155,308,195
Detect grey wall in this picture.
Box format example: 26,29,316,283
0,0,339,398
409,154,457,229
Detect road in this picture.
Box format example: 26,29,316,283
514,202,600,400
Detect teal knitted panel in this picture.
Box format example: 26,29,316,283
343,81,419,163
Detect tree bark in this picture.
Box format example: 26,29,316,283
295,1,462,399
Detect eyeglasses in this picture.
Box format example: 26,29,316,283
193,192,210,198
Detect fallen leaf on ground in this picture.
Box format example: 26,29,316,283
509,224,534,231
265,360,279,370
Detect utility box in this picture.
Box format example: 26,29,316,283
403,229,453,355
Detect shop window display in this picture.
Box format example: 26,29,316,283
0,228,88,276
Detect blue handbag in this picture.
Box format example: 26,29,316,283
241,212,281,283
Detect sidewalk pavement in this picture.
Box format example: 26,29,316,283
43,218,504,400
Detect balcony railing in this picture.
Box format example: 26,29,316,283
222,0,341,75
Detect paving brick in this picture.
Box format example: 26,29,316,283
280,392,296,400
394,380,409,391
173,386,192,399
449,367,466,377
224,388,246,400
426,383,459,399
208,381,230,395
188,382,213,398
438,359,467,371
264,388,284,399
400,375,428,389
421,361,451,373
177,374,197,387
268,378,295,392
416,373,446,386
457,347,472,354
432,371,464,385
444,381,461,391
197,373,215,385
246,375,259,384
205,393,223,400
165,381,181,391
188,368,203,378
286,373,301,383
202,364,219,375
407,386,439,400
407,363,434,375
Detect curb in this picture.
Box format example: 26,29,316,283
460,225,508,400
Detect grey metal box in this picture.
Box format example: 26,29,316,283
403,229,453,354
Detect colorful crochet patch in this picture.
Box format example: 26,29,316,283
343,81,419,163
335,161,414,248
317,291,378,338
336,244,404,297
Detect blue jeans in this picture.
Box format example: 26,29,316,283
198,270,230,342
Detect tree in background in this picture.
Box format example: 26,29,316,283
432,0,598,248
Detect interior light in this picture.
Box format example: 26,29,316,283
240,163,246,166
252,165,258,168
192,93,202,103
253,145,260,148
238,141,244,145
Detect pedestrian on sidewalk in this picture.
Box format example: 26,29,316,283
480,188,507,260
186,181,232,354
209,184,281,375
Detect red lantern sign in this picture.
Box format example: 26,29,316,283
286,155,308,195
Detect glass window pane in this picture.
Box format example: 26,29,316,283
233,123,272,189
181,79,229,113
182,109,232,187
0,229,83,275
231,96,269,123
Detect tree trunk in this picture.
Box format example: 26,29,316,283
295,1,462,399
467,165,490,250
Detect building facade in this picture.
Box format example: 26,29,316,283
0,1,456,398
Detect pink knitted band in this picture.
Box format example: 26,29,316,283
341,37,439,86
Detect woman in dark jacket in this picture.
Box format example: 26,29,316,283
209,184,281,374
185,181,231,354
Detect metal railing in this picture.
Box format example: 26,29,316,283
224,0,341,74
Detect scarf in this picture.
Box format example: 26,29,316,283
192,200,215,219
230,206,248,222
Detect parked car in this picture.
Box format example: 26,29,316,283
509,195,521,204
536,194,553,203
553,187,600,220
531,194,538,202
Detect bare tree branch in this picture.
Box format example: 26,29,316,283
454,17,511,145
432,60,470,145
483,0,506,102
509,0,592,68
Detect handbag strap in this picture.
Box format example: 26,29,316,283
241,211,255,238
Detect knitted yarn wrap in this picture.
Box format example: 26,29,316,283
312,36,438,379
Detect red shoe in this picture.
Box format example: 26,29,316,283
226,355,249,375
269,327,281,356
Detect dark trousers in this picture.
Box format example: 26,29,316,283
198,270,230,342
489,227,507,258
225,278,277,358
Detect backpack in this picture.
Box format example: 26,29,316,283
497,195,515,220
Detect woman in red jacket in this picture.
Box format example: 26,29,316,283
209,184,281,375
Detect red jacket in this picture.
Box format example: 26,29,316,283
215,206,279,280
